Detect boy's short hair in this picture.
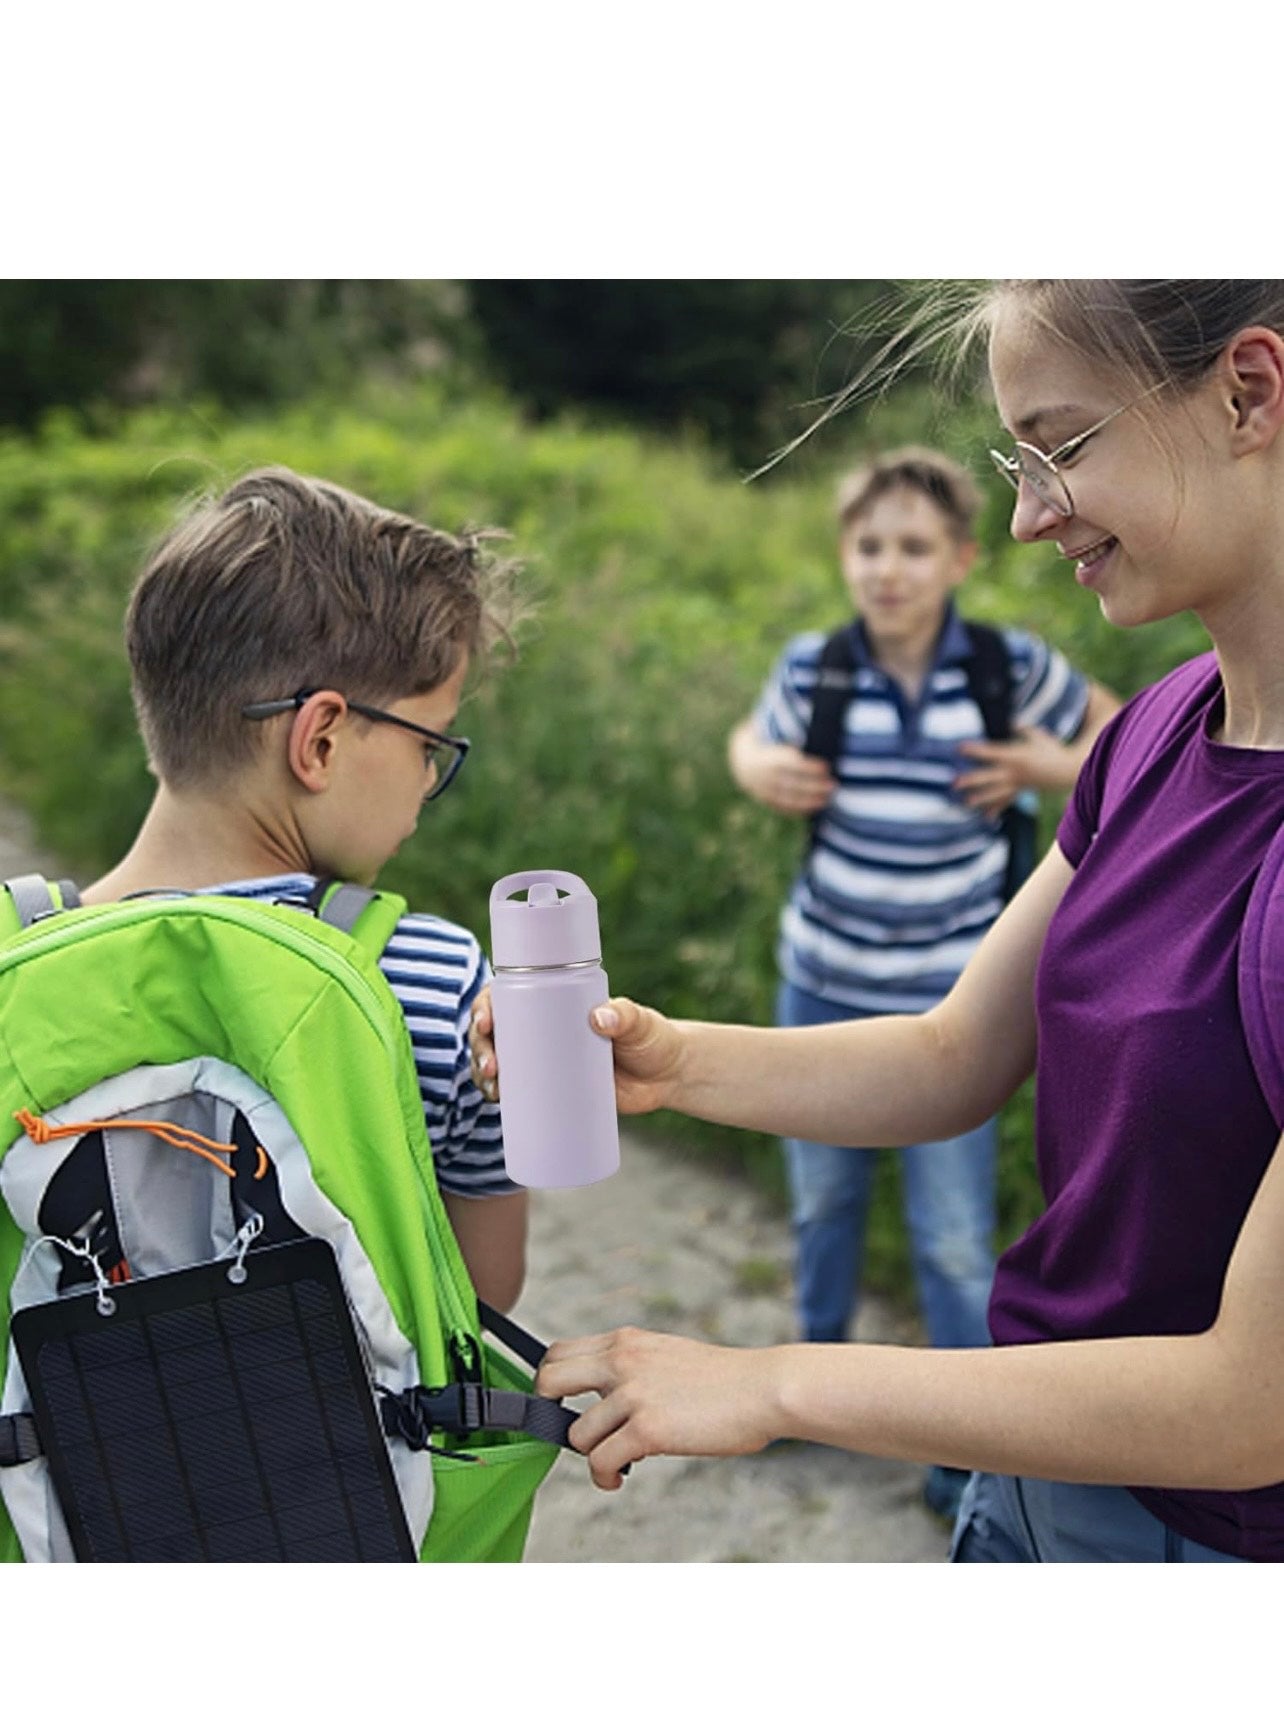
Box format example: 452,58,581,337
127,466,522,788
835,446,981,544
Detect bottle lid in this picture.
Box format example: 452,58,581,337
489,870,602,969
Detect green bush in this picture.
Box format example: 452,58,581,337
0,380,1208,1305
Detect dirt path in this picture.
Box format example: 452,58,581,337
0,796,949,1562
517,1131,949,1562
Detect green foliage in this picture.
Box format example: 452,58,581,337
0,283,473,431
0,376,1211,1306
467,282,899,470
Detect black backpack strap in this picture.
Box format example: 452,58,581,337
479,1298,549,1371
0,1412,42,1466
809,620,1010,760
962,623,1037,901
802,625,859,765
798,626,858,858
961,622,1014,742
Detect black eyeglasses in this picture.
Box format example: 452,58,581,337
242,688,471,801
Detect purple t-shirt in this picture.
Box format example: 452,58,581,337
988,653,1284,1560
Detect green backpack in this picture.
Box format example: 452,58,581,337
0,875,568,1562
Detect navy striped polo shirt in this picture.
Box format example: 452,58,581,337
753,604,1089,1012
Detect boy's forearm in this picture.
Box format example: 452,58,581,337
442,1188,528,1312
1030,732,1096,793
727,717,767,799
1017,686,1123,794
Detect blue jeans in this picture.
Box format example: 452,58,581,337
950,1471,1245,1562
776,980,996,1350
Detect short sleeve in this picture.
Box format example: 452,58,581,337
378,914,521,1201
1055,661,1219,873
1003,627,1091,742
1056,715,1117,869
752,632,826,748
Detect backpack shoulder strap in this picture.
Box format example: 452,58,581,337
805,621,1016,757
304,876,408,961
960,625,1040,902
2,874,80,934
1239,821,1284,1132
961,621,1014,742
305,876,377,935
801,626,858,765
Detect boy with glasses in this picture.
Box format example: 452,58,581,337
81,465,529,1312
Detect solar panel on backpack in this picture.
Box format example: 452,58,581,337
11,1237,416,1562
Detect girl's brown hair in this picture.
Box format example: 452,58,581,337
752,281,1284,477
977,281,1284,397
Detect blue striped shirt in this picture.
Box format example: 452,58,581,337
754,606,1089,1012
208,875,515,1199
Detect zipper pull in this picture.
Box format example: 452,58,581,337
450,1332,483,1385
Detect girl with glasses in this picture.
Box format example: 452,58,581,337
475,280,1284,1562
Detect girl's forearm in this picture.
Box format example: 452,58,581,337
765,1328,1279,1492
668,1011,1003,1149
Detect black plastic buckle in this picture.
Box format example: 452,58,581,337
380,1382,492,1447
424,1383,486,1435
378,1387,484,1462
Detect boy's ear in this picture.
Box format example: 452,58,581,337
285,691,348,793
1221,326,1284,453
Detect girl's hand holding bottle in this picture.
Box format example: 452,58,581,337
469,986,689,1117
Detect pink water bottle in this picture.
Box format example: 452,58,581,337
489,870,621,1188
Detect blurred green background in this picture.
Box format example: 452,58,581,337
0,281,1207,1302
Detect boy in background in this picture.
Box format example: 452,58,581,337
728,447,1119,1522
